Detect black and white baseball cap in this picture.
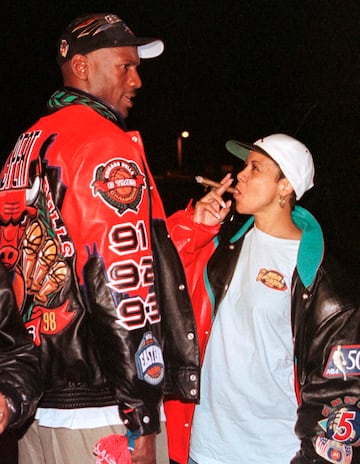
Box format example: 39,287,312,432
57,13,164,64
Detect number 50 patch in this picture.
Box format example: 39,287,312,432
324,345,360,379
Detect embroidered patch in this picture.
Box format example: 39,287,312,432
256,268,287,291
135,332,164,385
324,345,360,379
323,407,360,446
314,436,352,464
91,158,145,216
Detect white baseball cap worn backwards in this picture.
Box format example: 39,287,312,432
225,133,315,200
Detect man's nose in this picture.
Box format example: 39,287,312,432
130,69,142,89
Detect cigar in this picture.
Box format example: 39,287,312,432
195,176,237,194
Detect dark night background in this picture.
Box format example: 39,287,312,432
0,0,359,279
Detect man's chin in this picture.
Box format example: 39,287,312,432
121,107,130,117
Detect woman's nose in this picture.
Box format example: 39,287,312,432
237,168,247,182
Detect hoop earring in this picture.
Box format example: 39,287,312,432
279,195,286,208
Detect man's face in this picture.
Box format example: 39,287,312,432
86,46,142,117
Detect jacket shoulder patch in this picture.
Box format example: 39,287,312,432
324,345,360,379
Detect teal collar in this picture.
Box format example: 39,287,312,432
291,206,324,288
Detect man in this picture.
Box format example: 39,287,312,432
0,260,42,463
0,13,199,464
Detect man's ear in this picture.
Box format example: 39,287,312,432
71,54,89,80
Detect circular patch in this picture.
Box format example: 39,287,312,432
92,158,145,215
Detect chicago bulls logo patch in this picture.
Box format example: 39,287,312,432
91,158,145,215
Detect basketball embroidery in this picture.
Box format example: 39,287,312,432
92,158,145,215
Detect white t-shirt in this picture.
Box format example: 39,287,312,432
35,405,121,429
190,226,300,464
36,403,166,429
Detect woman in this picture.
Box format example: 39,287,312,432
164,133,360,464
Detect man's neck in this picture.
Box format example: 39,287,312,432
47,87,128,131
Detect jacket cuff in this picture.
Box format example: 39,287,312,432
119,402,160,436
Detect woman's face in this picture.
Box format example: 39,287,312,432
233,151,284,216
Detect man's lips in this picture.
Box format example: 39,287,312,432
124,95,135,105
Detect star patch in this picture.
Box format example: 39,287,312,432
314,436,352,464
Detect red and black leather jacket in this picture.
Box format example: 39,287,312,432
0,88,200,436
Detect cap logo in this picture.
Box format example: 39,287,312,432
59,39,70,59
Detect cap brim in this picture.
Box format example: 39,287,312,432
109,37,164,58
225,139,269,160
138,39,164,58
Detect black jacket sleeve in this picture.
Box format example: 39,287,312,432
0,261,42,430
292,255,360,463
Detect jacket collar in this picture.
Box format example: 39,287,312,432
46,87,128,131
292,206,324,288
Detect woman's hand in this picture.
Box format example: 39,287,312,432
193,173,234,226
